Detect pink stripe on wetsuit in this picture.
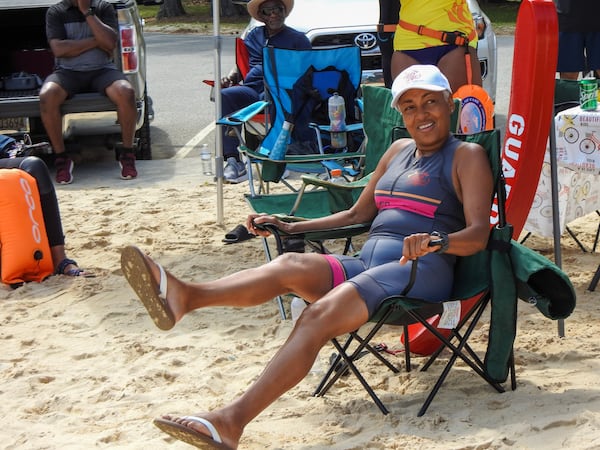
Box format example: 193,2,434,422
375,196,438,218
323,254,347,287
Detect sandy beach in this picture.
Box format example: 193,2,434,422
1,156,599,450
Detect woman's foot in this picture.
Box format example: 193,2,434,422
120,246,188,329
56,258,89,277
154,412,240,450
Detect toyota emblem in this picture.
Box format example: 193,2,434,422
354,33,377,50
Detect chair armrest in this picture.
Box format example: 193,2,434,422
216,100,269,127
301,172,372,190
241,146,365,163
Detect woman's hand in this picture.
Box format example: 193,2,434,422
399,233,441,265
246,213,284,237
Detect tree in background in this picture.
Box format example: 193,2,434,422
218,0,247,18
157,0,186,19
157,0,247,19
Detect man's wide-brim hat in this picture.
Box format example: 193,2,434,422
247,0,294,22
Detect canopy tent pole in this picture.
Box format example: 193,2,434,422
213,0,224,225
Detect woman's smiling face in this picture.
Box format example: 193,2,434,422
397,89,454,152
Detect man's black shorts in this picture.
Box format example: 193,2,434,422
44,67,127,98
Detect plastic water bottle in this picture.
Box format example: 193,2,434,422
328,92,347,149
200,143,213,176
330,168,346,184
290,297,323,375
270,120,293,160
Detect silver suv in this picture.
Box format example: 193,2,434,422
0,0,157,159
237,0,497,101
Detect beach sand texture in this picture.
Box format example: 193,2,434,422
1,157,599,449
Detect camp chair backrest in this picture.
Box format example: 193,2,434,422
261,46,362,149
236,37,250,80
361,85,403,175
553,78,580,113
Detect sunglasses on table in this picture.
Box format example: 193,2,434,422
260,5,285,16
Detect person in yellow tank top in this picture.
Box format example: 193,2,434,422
391,0,482,92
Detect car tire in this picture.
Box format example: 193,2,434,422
136,88,152,160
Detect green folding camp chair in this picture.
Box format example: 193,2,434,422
310,127,575,416
309,128,511,415
257,126,575,416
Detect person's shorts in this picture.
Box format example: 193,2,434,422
44,67,127,99
322,235,454,318
401,45,459,66
557,31,600,73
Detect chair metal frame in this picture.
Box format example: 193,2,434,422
309,127,520,416
250,127,520,415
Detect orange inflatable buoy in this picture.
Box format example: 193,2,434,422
0,169,53,286
453,84,495,134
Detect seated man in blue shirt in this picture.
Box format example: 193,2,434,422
220,0,311,183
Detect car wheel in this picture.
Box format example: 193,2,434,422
136,88,152,160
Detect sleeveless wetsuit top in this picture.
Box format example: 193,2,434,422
370,134,465,238
325,134,466,315
393,0,478,51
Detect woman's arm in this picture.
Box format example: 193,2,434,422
446,142,494,255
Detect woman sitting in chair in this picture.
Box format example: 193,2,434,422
121,65,493,449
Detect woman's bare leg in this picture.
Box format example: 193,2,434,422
391,50,419,81
438,46,482,91
391,47,483,93
160,282,370,449
139,251,334,323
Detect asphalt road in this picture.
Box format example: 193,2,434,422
144,33,515,161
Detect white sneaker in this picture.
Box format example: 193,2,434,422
223,157,248,183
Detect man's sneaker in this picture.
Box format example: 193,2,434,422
55,154,74,185
223,157,248,183
119,152,138,180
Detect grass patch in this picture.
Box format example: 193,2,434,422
140,0,249,34
479,1,521,34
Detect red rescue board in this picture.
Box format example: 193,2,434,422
493,0,558,237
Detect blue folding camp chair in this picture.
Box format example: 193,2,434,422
217,46,366,197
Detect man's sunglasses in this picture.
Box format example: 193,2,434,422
260,5,285,16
